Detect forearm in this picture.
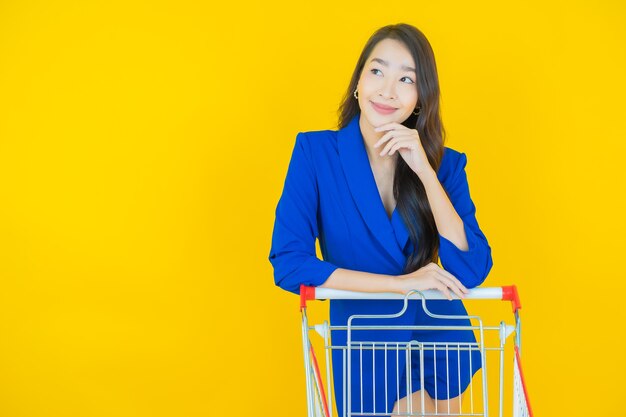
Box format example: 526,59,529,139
419,168,469,251
319,267,397,293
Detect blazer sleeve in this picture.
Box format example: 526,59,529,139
268,132,340,295
438,152,493,288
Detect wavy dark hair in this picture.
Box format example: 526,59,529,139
337,23,447,274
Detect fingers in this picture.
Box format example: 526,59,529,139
373,122,404,133
379,139,398,156
386,140,414,156
433,281,453,300
373,131,393,148
425,263,469,300
439,273,468,298
373,128,408,147
430,263,469,294
375,133,397,155
438,275,466,300
378,135,413,156
400,264,473,300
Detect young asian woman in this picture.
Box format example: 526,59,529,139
269,23,493,416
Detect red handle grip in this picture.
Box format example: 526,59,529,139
502,285,522,313
300,284,316,311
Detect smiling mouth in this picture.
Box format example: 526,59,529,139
370,101,397,110
370,101,398,113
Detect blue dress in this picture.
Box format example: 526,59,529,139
269,113,493,416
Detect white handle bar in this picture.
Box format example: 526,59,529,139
299,285,522,312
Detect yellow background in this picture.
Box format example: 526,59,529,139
1,1,624,416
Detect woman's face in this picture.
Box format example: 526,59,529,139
356,38,419,127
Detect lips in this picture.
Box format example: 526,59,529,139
370,101,398,114
371,101,397,110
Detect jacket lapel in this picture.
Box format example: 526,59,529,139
338,114,409,268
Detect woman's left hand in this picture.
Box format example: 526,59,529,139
373,122,433,177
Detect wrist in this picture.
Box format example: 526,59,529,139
385,274,401,293
417,166,437,182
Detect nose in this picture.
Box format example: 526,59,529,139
379,78,396,99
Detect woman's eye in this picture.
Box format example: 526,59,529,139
370,69,414,84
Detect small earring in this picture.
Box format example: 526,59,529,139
353,89,358,99
412,106,421,116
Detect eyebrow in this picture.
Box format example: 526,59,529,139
369,57,416,74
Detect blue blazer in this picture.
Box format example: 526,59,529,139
269,113,493,415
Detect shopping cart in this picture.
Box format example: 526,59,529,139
299,284,533,417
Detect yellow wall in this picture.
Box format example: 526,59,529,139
1,1,624,415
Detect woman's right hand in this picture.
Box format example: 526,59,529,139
390,262,469,300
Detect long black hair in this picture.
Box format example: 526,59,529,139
337,23,447,273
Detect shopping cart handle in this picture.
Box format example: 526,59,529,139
300,284,522,312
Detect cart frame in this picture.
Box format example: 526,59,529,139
299,285,532,417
